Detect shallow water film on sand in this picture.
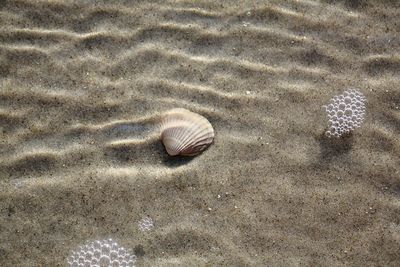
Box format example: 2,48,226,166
0,0,399,266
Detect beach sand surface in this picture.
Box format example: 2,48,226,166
0,0,399,266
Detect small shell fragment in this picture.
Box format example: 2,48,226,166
160,108,214,156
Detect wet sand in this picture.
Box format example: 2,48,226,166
0,0,399,266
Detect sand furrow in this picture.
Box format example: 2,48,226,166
1,0,399,266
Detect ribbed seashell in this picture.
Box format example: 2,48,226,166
160,108,214,156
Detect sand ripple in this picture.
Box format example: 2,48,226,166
1,0,399,266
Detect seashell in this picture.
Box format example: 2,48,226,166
160,108,214,156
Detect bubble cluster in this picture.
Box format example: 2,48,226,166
138,217,154,232
66,239,136,267
323,89,366,137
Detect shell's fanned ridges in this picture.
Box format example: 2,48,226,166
181,129,213,152
178,122,208,151
160,108,214,156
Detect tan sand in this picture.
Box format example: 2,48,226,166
0,0,399,266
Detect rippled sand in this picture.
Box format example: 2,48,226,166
1,0,399,266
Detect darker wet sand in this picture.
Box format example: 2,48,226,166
0,0,399,266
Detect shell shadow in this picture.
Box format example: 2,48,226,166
150,138,196,167
162,153,195,167
103,138,194,168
